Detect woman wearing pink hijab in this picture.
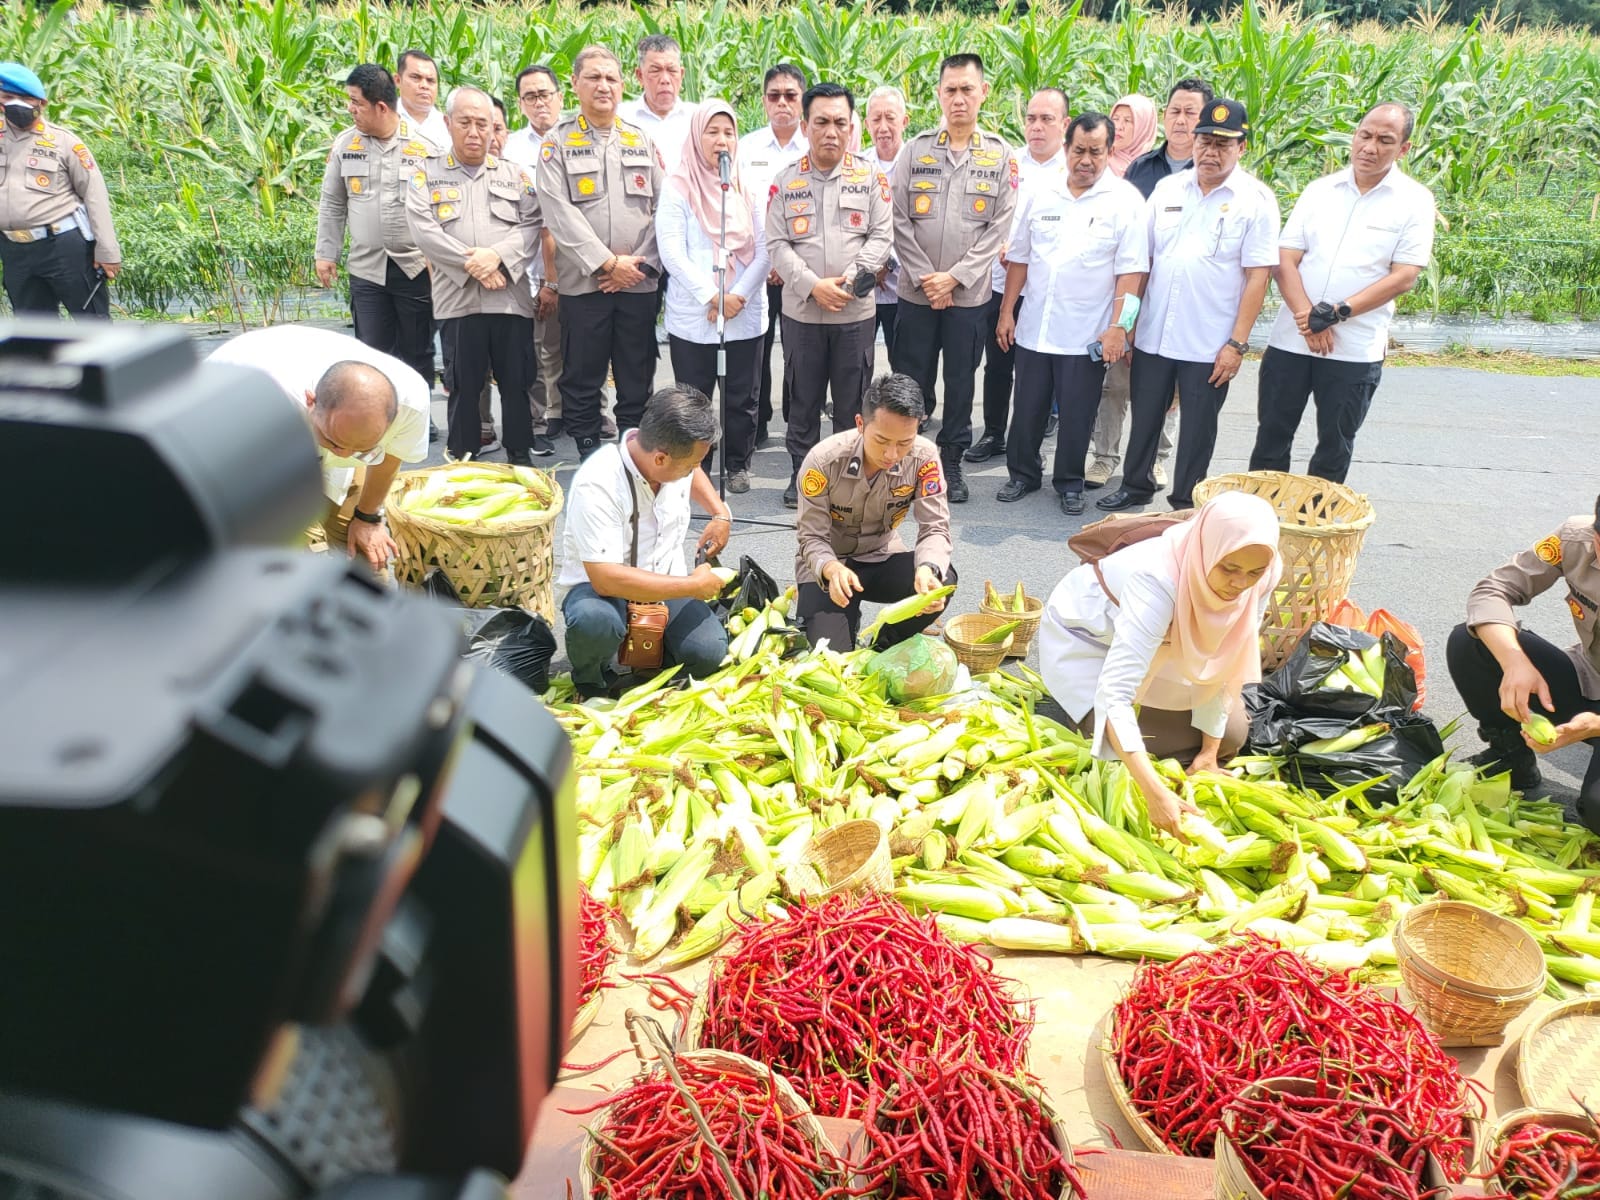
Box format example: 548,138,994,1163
1107,93,1158,178
1039,492,1281,836
655,99,770,489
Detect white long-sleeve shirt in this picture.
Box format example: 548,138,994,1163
1039,537,1266,758
654,186,769,344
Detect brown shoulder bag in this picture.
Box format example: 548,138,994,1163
616,462,669,671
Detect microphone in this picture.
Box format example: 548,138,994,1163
717,149,732,188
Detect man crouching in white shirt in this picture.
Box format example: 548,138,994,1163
557,383,735,700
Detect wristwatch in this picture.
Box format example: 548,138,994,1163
1335,301,1352,322
352,506,384,524
1225,338,1249,354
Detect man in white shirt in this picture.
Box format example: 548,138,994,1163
968,87,1069,466
1099,99,1279,513
395,49,448,150
995,113,1148,514
618,34,694,173
1249,102,1434,484
208,324,430,571
865,86,909,360
557,384,733,700
739,63,809,445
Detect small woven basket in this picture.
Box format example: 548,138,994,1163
1514,996,1600,1112
979,591,1044,658
1192,471,1375,671
1099,1011,1175,1155
1485,1107,1599,1189
798,818,893,898
578,1048,838,1200
1395,901,1547,1046
387,463,563,621
943,611,1017,674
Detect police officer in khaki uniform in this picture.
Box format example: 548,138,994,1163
406,86,543,464
0,62,120,318
794,373,957,652
316,64,441,396
767,82,893,509
1448,498,1600,834
891,53,1018,503
536,44,665,461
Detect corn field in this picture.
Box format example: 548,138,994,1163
2,0,1597,320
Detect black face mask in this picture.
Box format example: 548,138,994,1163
4,102,38,130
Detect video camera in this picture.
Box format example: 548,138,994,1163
0,322,579,1199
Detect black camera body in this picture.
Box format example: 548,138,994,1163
0,322,578,1199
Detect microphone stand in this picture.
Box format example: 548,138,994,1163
715,151,731,502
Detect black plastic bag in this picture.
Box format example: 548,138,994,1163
421,568,556,693
1244,687,1445,805
1259,622,1418,719
712,554,782,620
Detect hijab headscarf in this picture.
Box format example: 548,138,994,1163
1107,93,1158,177
1155,491,1281,692
667,99,757,270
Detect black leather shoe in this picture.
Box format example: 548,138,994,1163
783,480,799,509
996,480,1038,503
1044,412,1058,438
1060,491,1085,515
1468,737,1543,793
964,433,1004,463
1096,488,1146,512
943,459,969,504
507,448,534,466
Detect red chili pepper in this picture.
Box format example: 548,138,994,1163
578,883,617,1009
1475,1110,1600,1199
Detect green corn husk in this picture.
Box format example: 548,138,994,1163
857,585,957,646
974,618,1022,646
895,882,1011,922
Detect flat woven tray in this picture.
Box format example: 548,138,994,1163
1515,996,1600,1112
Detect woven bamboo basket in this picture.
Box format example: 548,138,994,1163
797,819,892,898
1395,901,1547,1046
1098,1010,1175,1155
944,611,1017,674
1191,471,1375,670
979,591,1044,658
386,463,563,621
1514,996,1600,1112
1484,1107,1599,1189
577,1048,840,1200
1217,1077,1453,1200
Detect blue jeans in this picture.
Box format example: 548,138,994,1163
561,583,728,691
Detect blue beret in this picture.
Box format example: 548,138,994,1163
0,62,46,101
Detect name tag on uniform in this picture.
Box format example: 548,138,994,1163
1163,206,1183,212
1039,214,1061,222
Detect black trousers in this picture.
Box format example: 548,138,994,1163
892,299,986,458
798,555,958,652
349,258,436,388
758,281,789,430
0,227,109,318
1124,350,1230,508
782,315,875,473
1446,623,1600,833
669,333,762,475
876,301,899,363
980,291,1022,441
438,314,535,460
1249,346,1384,484
1008,346,1103,494
559,289,659,459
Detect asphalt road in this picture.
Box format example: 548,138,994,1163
413,335,1600,815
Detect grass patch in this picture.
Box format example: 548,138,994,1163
1385,346,1600,375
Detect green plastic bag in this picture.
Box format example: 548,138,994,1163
867,636,958,703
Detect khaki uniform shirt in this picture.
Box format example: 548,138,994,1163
892,128,1017,309
1466,516,1600,699
404,153,542,320
765,152,893,325
794,430,954,588
535,115,663,297
0,118,120,262
315,117,440,285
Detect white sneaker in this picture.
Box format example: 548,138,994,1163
1154,461,1169,488
1085,459,1114,488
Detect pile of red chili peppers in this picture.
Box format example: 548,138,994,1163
578,883,616,1008
578,1058,847,1199
1112,934,1483,1178
1482,1112,1600,1199
1224,1085,1442,1200
702,892,1033,1119
856,1057,1087,1200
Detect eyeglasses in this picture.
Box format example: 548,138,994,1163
520,89,558,102
348,445,388,466
765,89,801,101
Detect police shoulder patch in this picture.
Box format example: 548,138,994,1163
801,468,829,498
71,142,95,171
1536,535,1563,565
541,142,556,162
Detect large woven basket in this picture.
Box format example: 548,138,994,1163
577,1048,839,1199
797,818,893,898
1514,996,1600,1112
1099,1010,1175,1155
1395,901,1547,1046
944,611,1017,674
386,463,563,621
1192,471,1375,670
980,590,1044,658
